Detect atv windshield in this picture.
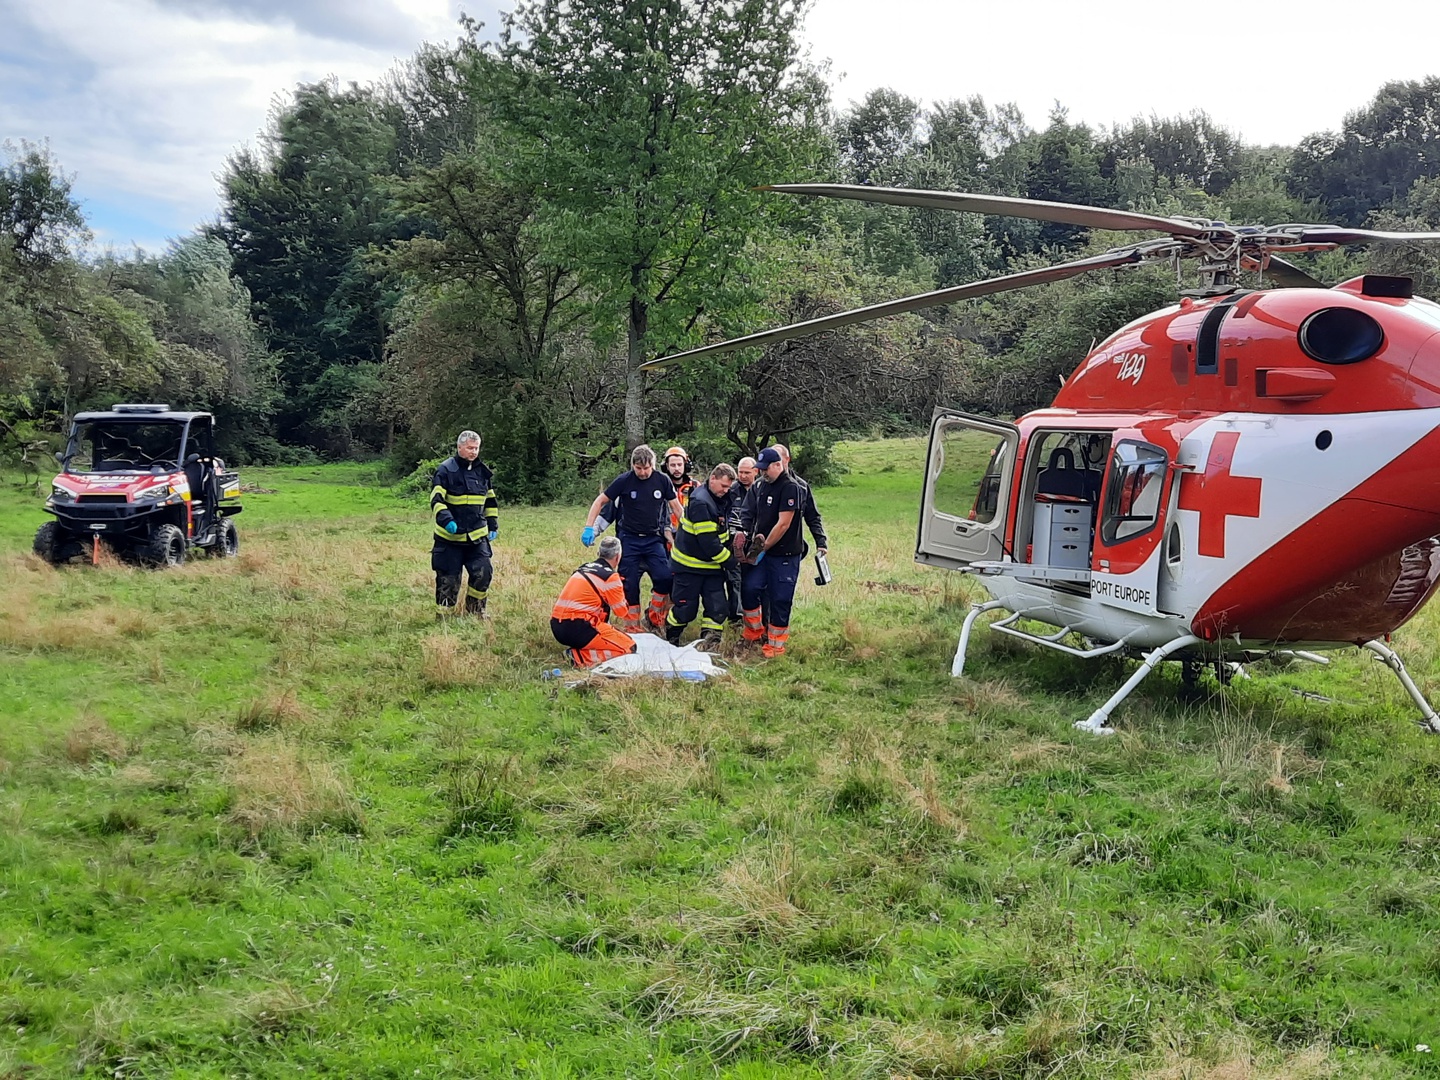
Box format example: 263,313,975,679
66,421,186,473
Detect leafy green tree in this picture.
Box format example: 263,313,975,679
1365,176,1440,300
492,0,828,449
837,88,921,186
103,236,280,459
383,39,488,169
1,139,87,271
215,79,405,453
1100,112,1242,197
1288,78,1440,226
1021,108,1111,252
705,233,950,452
381,150,610,501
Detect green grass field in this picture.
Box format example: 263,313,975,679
3,440,1440,1078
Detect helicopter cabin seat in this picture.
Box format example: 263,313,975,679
1032,447,1095,569
1035,446,1099,501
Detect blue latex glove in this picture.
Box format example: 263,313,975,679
581,526,596,546
444,520,458,534
753,549,765,565
487,529,498,542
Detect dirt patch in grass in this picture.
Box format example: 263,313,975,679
1143,1043,1333,1080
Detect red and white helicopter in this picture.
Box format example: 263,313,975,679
647,184,1440,734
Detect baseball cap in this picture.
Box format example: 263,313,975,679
756,447,782,468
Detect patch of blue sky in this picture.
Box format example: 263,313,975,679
81,194,200,258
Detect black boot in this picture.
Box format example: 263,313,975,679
664,622,684,646
436,574,461,618
465,595,487,617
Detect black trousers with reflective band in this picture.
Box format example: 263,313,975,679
432,539,492,605
724,557,742,620
668,569,728,631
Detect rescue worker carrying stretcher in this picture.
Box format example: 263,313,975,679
665,463,737,650
430,430,499,616
581,445,684,633
734,446,804,657
550,536,637,667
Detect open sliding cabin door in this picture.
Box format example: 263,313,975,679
1089,436,1175,616
916,409,1019,571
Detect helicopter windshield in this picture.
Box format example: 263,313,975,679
66,421,186,473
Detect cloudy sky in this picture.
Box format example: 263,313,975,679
4,0,1437,255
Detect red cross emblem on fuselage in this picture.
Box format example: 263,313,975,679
1177,431,1262,558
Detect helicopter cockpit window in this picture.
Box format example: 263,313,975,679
933,427,1009,525
1101,441,1167,545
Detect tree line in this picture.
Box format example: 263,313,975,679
5,0,1440,501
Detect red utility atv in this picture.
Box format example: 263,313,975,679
35,404,242,567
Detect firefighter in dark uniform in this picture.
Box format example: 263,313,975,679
666,463,737,649
773,443,829,560
724,456,757,624
581,444,684,633
735,447,805,657
430,430,499,616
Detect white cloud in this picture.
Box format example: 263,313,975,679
802,0,1440,146
0,0,478,250
4,0,1435,253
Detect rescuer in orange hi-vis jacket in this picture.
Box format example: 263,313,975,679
550,535,638,668
662,446,696,546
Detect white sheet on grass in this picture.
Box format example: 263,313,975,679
588,632,730,681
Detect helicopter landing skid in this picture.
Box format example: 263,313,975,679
1361,640,1440,733
950,602,1130,678
1076,635,1204,735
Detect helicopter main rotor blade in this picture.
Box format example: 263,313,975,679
643,248,1144,369
763,183,1213,239
1284,225,1440,246
1259,255,1326,289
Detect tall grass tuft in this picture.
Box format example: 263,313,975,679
63,715,128,765
226,736,365,838
421,632,499,686
439,754,522,842
235,690,309,733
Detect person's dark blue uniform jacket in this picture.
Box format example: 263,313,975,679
431,456,499,542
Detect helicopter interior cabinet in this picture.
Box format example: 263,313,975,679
1032,499,1092,569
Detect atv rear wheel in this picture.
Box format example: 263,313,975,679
142,524,187,568
209,517,239,558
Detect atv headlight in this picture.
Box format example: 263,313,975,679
50,485,76,503
132,484,171,502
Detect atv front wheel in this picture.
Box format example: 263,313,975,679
34,521,61,563
210,518,239,558
142,524,187,568
33,521,83,564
